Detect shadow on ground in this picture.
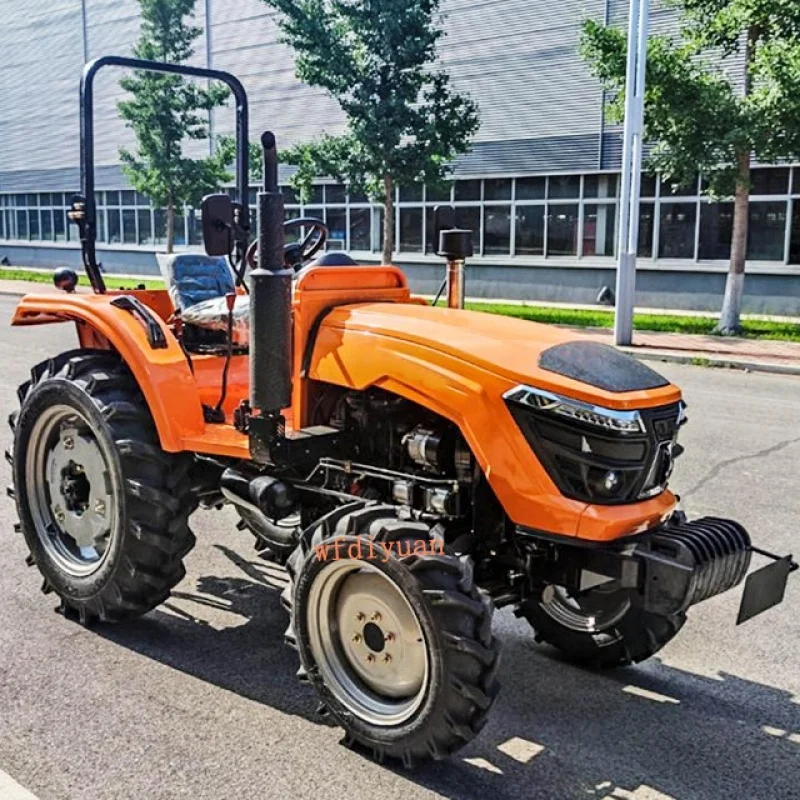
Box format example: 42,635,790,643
98,544,800,800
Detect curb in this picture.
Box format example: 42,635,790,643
623,348,800,377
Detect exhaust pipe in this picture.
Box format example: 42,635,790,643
438,227,473,310
249,131,292,414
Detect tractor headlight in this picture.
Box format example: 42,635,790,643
504,385,682,505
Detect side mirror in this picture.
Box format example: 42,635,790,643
201,193,234,256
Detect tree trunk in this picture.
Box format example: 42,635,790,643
166,193,175,255
717,152,750,334
382,174,394,265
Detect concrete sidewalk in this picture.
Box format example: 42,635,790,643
2,277,799,377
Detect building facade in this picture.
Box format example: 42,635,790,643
2,0,799,313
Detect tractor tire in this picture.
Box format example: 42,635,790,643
284,504,500,765
10,349,197,624
519,583,685,669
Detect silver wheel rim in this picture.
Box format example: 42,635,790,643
540,584,630,633
306,557,429,726
25,404,116,577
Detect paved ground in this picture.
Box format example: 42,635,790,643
0,295,798,800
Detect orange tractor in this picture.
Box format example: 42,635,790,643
8,57,796,764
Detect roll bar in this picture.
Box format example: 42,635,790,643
74,55,250,294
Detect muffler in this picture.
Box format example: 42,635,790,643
220,468,296,522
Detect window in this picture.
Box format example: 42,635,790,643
547,204,579,256
747,201,786,261
661,175,698,197
399,207,423,252
790,202,800,264
516,206,544,255
399,184,423,203
751,168,789,196
658,202,696,258
325,208,347,250
107,209,121,244
455,207,480,252
349,208,371,250
138,209,152,245
583,204,617,256
484,179,512,201
638,203,655,257
28,209,40,240
483,207,511,255
584,174,619,199
54,209,66,241
281,185,299,205
373,207,385,254
454,180,481,202
40,208,53,241
426,182,452,203
699,203,733,260
122,209,137,244
326,184,347,204
548,175,580,199
516,177,545,200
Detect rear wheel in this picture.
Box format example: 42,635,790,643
519,582,685,669
285,505,501,764
11,350,197,623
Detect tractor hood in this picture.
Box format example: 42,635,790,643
321,302,681,410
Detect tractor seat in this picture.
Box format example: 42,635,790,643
158,252,358,344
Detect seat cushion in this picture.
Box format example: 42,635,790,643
181,294,250,344
156,253,235,312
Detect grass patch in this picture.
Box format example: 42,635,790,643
0,267,164,292
465,302,800,343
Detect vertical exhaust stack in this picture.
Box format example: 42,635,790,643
249,131,292,417
438,227,473,310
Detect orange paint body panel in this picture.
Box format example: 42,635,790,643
11,266,682,542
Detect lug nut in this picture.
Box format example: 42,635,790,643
94,500,106,517
63,436,74,450
383,653,392,664
352,633,362,643
356,612,366,622
371,611,382,622
54,507,65,523
74,464,84,474
385,632,396,643
366,653,375,664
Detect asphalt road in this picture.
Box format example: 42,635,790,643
0,294,798,800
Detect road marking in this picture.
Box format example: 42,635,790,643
463,757,503,774
622,685,680,704
496,736,544,763
0,769,41,800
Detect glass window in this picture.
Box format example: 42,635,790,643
135,192,150,206
349,208,371,250
699,203,733,260
28,210,40,240
548,175,580,200
121,190,136,205
138,209,152,245
281,185,299,205
308,185,324,205
582,203,617,256
547,204,579,255
327,184,347,204
97,210,106,242
658,202,697,258
751,168,789,196
107,209,121,243
747,201,786,261
484,179,512,201
173,211,187,246
106,191,120,206
54,209,66,241
122,209,137,244
16,210,28,239
790,201,800,264
153,210,165,244
348,187,369,204
373,207,385,254
638,202,655,257
661,175,698,197
516,206,544,255
454,207,480,247
399,184,423,203
584,174,619,199
40,193,52,207
454,180,481,202
398,208,423,252
40,209,53,241
484,206,511,255
516,177,546,200
27,193,38,206
426,182,452,203
325,208,347,250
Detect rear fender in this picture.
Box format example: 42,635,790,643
11,293,204,450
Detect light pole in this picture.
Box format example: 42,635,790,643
614,0,650,346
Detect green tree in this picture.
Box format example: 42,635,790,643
118,0,230,253
263,0,479,264
581,1,800,333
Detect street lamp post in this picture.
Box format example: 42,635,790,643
614,0,650,346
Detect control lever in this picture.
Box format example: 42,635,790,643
207,292,238,424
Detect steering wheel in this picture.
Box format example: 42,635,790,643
246,217,329,272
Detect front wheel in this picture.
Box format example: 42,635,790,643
519,582,685,669
284,505,501,764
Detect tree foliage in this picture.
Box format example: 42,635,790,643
263,0,479,261
581,0,800,330
118,0,231,250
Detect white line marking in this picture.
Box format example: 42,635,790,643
0,770,41,800
622,685,680,704
496,736,544,763
463,757,504,775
